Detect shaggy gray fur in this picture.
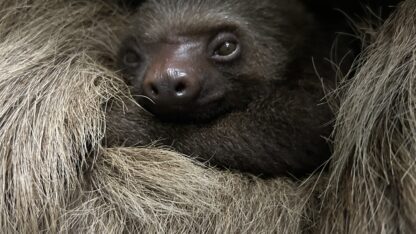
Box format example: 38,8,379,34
0,0,414,233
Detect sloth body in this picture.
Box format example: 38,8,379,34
106,0,337,177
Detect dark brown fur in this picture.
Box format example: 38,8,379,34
105,0,346,177
1,0,414,233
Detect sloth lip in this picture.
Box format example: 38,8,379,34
136,96,230,123
197,90,226,106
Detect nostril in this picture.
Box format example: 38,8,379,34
142,70,201,108
150,83,159,95
174,81,187,95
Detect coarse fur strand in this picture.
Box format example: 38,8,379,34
319,0,416,232
0,0,415,233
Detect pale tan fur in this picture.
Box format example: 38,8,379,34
0,0,414,233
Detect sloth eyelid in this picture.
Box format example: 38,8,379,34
123,50,142,66
209,32,241,62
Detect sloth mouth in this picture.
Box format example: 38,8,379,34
136,96,233,123
131,78,259,124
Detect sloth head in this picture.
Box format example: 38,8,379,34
118,0,309,121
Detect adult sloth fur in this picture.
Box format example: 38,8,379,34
0,0,414,233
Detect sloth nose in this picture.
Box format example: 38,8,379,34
142,68,201,111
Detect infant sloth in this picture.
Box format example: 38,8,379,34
106,0,338,177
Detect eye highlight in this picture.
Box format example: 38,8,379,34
215,41,238,57
210,32,241,63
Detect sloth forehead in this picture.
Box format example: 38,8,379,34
136,11,247,42
135,0,285,41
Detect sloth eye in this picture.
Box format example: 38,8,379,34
123,51,141,67
215,41,238,57
210,32,241,63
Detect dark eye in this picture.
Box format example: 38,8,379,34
215,41,238,56
210,32,241,63
123,51,141,67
